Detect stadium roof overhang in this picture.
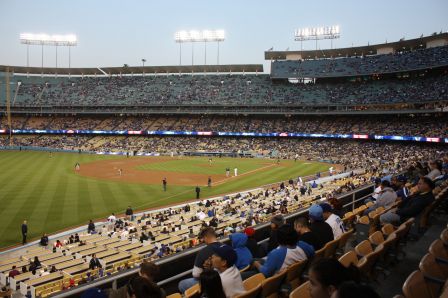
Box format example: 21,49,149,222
264,32,448,60
0,64,264,76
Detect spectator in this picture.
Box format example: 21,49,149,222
364,180,397,215
126,206,133,220
253,224,307,278
308,258,360,298
211,244,245,298
178,227,221,293
229,233,253,270
89,254,102,270
426,160,442,180
40,233,49,246
199,269,226,298
309,205,334,247
367,178,382,203
380,177,435,225
394,175,410,202
87,220,95,234
294,217,322,250
320,203,346,239
109,261,165,298
126,276,163,298
263,214,285,255
8,266,20,279
244,227,260,258
54,240,63,248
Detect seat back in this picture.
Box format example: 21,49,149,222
402,270,433,298
338,229,354,251
338,251,359,268
355,216,370,243
419,253,448,283
440,228,448,246
261,270,287,298
185,283,200,298
185,289,200,298
324,238,340,259
355,240,373,257
166,293,182,298
234,285,262,298
429,239,448,263
381,224,395,237
369,231,385,246
289,280,311,298
285,260,307,290
313,246,326,264
357,246,382,278
342,212,355,228
243,273,266,291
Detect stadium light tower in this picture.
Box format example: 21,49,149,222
294,25,340,51
175,30,225,66
20,33,78,74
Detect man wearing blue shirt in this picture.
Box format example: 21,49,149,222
253,225,307,277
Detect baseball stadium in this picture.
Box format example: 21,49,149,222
0,1,448,298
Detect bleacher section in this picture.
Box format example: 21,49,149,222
270,45,448,79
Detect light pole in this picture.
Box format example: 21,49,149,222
294,26,340,54
142,58,146,76
20,33,77,73
175,30,225,66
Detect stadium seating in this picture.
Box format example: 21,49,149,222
271,45,448,78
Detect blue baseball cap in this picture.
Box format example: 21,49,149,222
309,204,323,221
212,244,237,267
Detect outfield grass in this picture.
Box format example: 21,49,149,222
137,157,270,175
0,151,329,249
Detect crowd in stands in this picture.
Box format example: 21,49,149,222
271,45,448,78
1,135,444,173
0,136,447,297
7,69,448,106
1,114,447,137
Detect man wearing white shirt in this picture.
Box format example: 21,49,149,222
197,210,206,221
211,244,245,298
320,203,345,239
108,213,116,223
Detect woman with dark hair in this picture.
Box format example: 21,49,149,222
127,276,163,298
308,258,360,298
199,269,226,298
33,256,41,269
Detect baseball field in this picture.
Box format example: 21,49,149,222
0,150,330,249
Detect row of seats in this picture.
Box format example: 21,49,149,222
400,227,448,298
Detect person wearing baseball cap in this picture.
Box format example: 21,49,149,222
309,205,334,248
320,203,346,239
244,227,260,258
178,227,221,294
211,244,245,298
394,175,410,202
263,214,285,255
380,176,435,225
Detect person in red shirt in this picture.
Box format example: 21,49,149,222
8,266,20,279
